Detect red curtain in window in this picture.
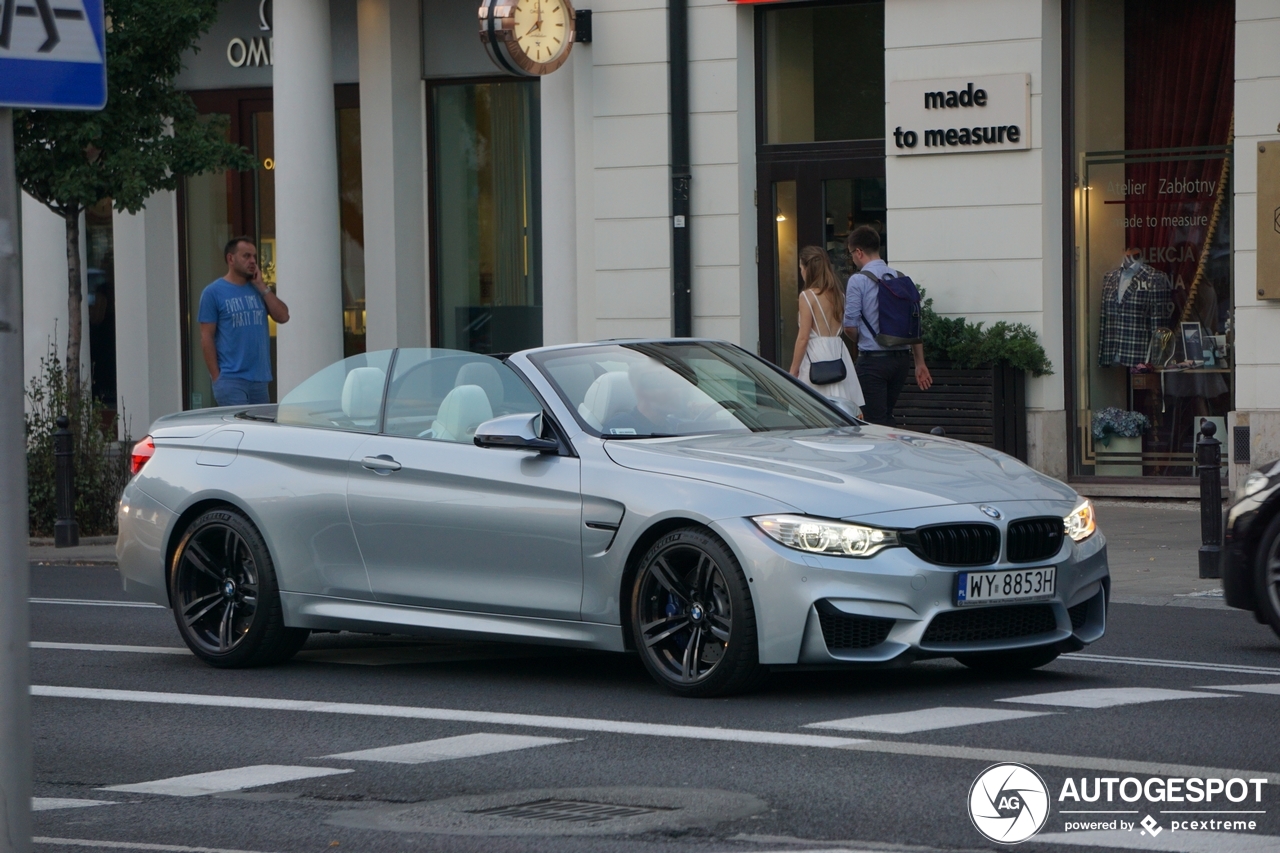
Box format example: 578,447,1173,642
1123,0,1234,315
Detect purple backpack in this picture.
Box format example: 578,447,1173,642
859,268,923,347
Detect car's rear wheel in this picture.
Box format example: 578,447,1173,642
170,507,308,667
1253,513,1280,640
630,527,764,697
956,646,1060,672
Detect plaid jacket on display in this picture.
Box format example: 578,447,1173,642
1098,264,1173,368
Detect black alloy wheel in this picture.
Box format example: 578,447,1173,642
170,507,308,667
1254,513,1280,640
631,527,763,697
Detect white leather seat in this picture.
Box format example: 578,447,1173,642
455,361,504,408
340,367,385,426
429,385,493,442
578,371,636,430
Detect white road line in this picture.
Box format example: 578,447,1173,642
32,642,189,656
324,732,572,764
1200,683,1280,696
100,765,351,797
35,838,281,853
32,799,116,812
804,706,1052,734
1063,652,1280,676
33,685,1280,783
36,685,867,749
29,598,164,609
1036,829,1280,852
997,687,1232,709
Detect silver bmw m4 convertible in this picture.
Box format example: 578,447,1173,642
117,340,1109,696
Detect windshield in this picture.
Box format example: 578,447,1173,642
530,341,853,438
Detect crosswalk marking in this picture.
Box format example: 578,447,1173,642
1064,652,1280,677
100,764,351,797
998,687,1232,709
804,706,1052,734
34,837,282,853
32,799,115,812
324,733,572,764
32,642,189,656
1036,829,1280,852
29,598,165,609
1200,683,1280,696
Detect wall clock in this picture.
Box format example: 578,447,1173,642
479,0,576,77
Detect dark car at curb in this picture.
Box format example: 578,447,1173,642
1223,459,1280,637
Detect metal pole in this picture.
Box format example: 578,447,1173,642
0,107,34,853
53,415,77,547
1198,419,1223,580
668,0,691,337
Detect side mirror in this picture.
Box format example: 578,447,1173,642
826,397,862,421
474,412,560,453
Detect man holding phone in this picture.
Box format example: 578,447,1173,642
199,236,290,406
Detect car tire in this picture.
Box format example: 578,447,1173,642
169,507,309,668
1252,513,1280,640
630,527,765,698
955,646,1060,672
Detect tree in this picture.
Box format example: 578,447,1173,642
14,0,253,401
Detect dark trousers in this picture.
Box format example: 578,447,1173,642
855,350,912,426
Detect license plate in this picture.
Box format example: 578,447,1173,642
956,567,1056,605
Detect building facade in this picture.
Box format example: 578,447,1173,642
18,0,1280,496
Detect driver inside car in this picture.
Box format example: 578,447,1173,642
604,362,694,435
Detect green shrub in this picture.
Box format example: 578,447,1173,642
920,291,1054,377
25,343,131,537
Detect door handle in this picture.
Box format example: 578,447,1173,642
361,454,402,473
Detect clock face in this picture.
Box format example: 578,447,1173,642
479,0,575,76
511,0,570,66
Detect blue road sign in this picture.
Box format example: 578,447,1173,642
0,0,106,110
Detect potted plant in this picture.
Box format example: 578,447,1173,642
1091,407,1150,476
893,292,1053,461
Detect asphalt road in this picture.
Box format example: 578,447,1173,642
28,563,1280,853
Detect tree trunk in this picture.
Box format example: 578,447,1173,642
64,210,82,404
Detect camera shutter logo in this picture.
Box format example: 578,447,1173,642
968,763,1050,844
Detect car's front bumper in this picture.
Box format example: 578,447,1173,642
713,505,1109,666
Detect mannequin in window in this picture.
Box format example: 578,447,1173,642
1098,249,1173,368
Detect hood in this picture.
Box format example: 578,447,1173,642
603,426,1077,519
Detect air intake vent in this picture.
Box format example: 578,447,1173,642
904,524,999,566
1068,600,1090,630
922,604,1057,645
816,603,894,650
1007,517,1065,563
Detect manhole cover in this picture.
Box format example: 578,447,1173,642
469,798,674,823
328,786,767,837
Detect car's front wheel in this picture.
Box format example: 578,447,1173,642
1253,513,1280,640
955,646,1060,672
630,527,763,697
170,507,309,667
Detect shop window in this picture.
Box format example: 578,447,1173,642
181,92,364,409
762,2,884,145
430,80,541,354
1071,0,1234,478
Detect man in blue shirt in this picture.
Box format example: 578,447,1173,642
842,225,932,425
198,236,290,406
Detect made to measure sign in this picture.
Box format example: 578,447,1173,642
887,73,1030,156
0,0,107,110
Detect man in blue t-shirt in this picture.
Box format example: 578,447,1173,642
198,236,290,406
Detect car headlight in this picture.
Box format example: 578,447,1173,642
752,514,899,558
1064,499,1097,542
1242,471,1269,499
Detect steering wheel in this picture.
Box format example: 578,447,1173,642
693,399,744,424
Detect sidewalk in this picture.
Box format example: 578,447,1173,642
27,502,1228,607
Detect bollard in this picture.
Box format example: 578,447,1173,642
53,415,79,548
1197,420,1222,579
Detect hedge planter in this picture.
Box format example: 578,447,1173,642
1094,436,1143,477
891,362,1027,461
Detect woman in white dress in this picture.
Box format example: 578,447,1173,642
788,245,865,412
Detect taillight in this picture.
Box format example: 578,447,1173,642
130,436,155,475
